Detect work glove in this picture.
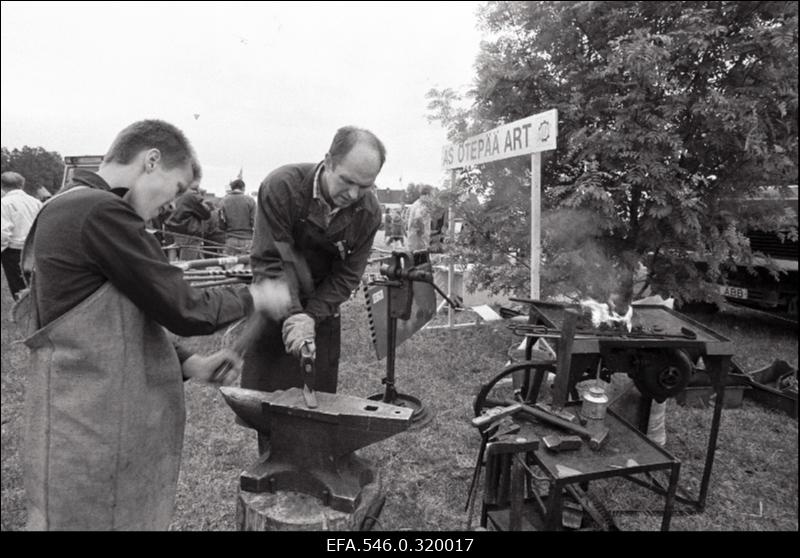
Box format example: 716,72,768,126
248,278,292,320
282,312,316,358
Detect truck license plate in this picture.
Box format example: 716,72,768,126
720,285,748,300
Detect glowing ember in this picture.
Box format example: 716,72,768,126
579,299,633,332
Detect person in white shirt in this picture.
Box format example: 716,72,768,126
405,184,434,251
1,171,43,300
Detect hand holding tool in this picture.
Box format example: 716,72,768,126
212,312,268,381
282,312,316,356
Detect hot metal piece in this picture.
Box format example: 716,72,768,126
220,387,412,513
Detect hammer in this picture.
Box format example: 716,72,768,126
542,435,583,453
507,401,610,451
299,341,318,408
211,312,268,382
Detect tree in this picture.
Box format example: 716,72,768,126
1,146,65,197
428,1,798,307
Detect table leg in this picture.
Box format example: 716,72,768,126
637,395,653,433
697,355,730,510
509,455,525,531
545,481,563,530
661,462,681,531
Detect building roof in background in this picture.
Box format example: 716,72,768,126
376,188,405,205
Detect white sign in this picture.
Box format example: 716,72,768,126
441,109,557,170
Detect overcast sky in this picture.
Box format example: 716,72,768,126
1,1,484,197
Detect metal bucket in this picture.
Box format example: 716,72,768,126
581,385,609,420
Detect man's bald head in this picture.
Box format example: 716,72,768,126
327,126,386,170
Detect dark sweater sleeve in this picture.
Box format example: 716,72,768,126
304,216,380,320
81,198,253,336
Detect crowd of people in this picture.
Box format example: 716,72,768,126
381,186,446,252
146,176,256,261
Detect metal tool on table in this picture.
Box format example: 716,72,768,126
541,435,583,452
497,401,609,450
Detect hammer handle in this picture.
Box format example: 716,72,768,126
212,312,268,381
513,402,593,440
231,312,268,356
472,403,524,430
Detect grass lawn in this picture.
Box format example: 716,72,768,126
1,271,797,531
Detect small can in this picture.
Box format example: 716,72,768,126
581,385,609,420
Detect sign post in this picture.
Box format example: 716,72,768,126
441,109,557,302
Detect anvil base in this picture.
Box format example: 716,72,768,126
241,451,376,514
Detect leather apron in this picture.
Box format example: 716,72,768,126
21,201,185,529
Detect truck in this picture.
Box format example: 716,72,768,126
60,155,104,191
707,185,798,320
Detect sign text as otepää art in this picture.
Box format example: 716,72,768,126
441,109,557,170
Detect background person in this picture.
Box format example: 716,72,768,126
1,171,42,300
201,199,227,258
387,207,405,248
165,181,210,260
405,184,433,251
220,178,256,255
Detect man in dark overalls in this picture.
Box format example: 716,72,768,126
243,126,384,453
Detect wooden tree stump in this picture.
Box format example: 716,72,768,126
236,472,383,531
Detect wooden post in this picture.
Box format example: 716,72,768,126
531,152,541,300
448,168,456,329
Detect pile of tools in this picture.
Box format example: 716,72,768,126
177,255,253,288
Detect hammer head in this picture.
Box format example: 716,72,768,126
542,434,582,452
586,422,610,451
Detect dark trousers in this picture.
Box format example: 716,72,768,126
1,248,26,300
241,314,342,454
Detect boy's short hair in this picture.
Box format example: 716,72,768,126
230,179,245,191
104,119,200,180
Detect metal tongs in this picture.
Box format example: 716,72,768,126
299,340,318,408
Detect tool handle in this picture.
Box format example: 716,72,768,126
472,403,523,430
514,402,593,440
211,312,268,380
231,312,268,356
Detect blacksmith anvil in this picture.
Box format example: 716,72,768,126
220,386,413,513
